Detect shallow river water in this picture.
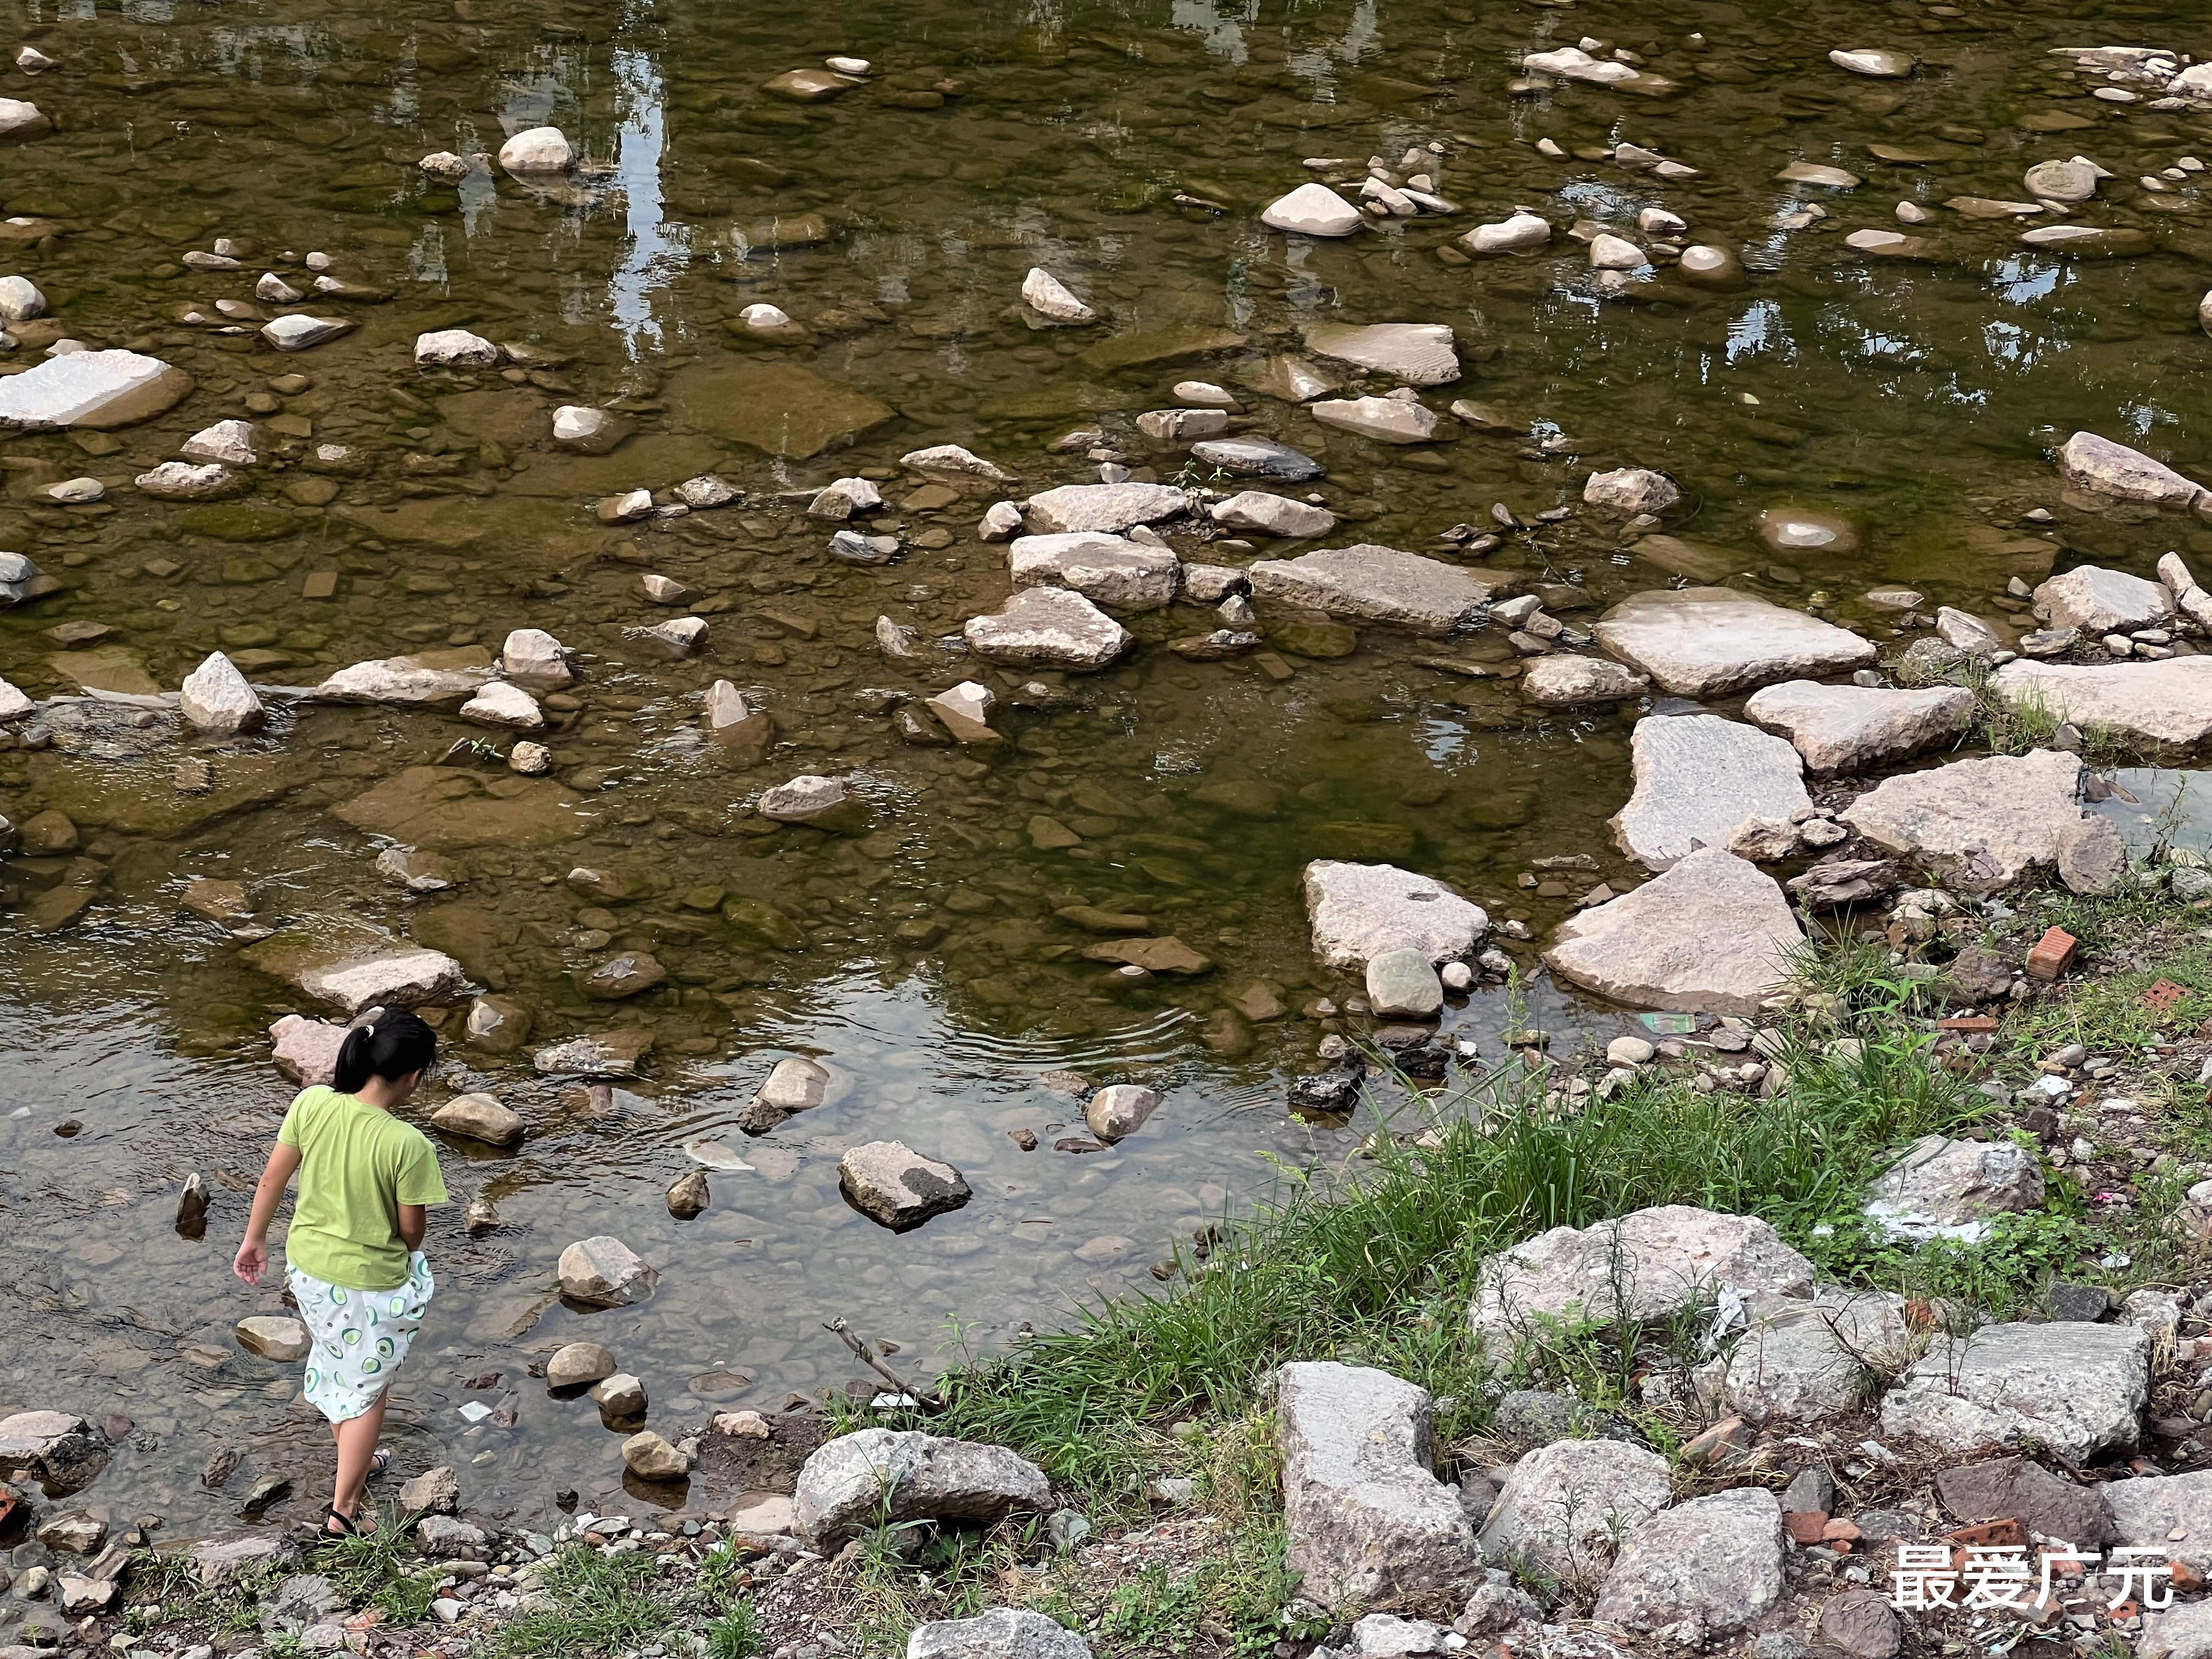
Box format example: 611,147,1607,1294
3,0,2211,1536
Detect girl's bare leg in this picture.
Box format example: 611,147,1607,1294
329,1395,390,1531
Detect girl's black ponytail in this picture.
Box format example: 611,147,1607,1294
332,1009,438,1093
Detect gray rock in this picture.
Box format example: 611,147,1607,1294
1300,321,1461,386
1815,1590,1901,1659
1085,1085,1160,1142
1781,1468,1833,1514
758,774,857,826
430,1092,524,1147
0,347,193,430
397,1466,459,1515
137,461,240,500
1720,1292,1910,1424
1461,212,1553,255
909,1610,1091,1659
1610,714,1810,872
260,314,353,352
557,1235,657,1307
839,1141,973,1230
1880,1321,2149,1460
964,587,1133,671
794,1428,1051,1546
179,651,266,737
1594,588,1876,697
590,1373,646,1417
2050,1282,2112,1322
1277,1361,1478,1602
1261,182,1363,236
34,1512,105,1554
499,126,572,174
1935,1456,2112,1547
901,444,1016,483
1989,657,2212,747
1021,482,1187,535
2141,1599,2212,1659
1543,848,1804,1015
1302,860,1488,969
1347,1614,1455,1656
1490,1390,1583,1447
1583,468,1679,517
1593,1487,1785,1635
2103,1467,2212,1571
739,1056,830,1134
415,1515,488,1559
2035,565,2175,634
1934,607,2005,658
1312,395,1440,445
2057,813,2128,896
1366,947,1443,1020
1189,435,1325,481
1248,545,1491,635
1520,655,1650,707
1472,1204,1813,1359
1210,490,1335,538
234,1314,312,1362
239,921,466,1017
1742,681,1977,773
1477,1437,1672,1579
1010,533,1180,610
1840,749,2083,892
622,1431,689,1481
1861,1134,2046,1243
2056,431,2209,511
545,1341,617,1390
495,629,572,692
314,651,495,705
191,1533,297,1588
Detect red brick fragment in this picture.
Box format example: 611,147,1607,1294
2025,927,2078,981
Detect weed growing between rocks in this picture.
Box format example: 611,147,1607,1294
492,1547,685,1658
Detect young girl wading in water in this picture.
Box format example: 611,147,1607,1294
234,1011,448,1537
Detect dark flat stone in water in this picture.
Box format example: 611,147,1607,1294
334,766,594,850
1077,323,1246,374
665,358,894,459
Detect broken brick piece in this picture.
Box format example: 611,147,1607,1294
1949,1517,2028,1549
2025,926,2078,981
1938,1015,2000,1032
2143,979,2187,1014
1822,1517,1861,1542
1784,1510,1830,1545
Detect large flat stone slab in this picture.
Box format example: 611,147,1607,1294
1594,1488,1786,1638
1472,1204,1814,1358
240,917,467,1014
1743,681,1977,772
1009,533,1179,610
794,1429,1050,1547
1989,658,2212,747
963,587,1132,670
2056,431,2210,512
1298,322,1460,386
1302,860,1487,969
1839,749,2083,891
1247,545,1490,635
2106,1469,2212,1573
1610,714,1810,871
334,768,593,850
313,648,495,704
1719,1292,1912,1424
1593,588,1876,697
1277,1361,1477,1603
0,348,193,429
1544,847,1803,1014
1880,1321,2148,1462
2034,564,2175,633
1021,482,1188,535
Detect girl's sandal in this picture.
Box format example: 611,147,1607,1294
323,1505,358,1538
368,1447,394,1479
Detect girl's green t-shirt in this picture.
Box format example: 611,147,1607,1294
278,1086,448,1290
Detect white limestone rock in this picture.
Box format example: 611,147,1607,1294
1520,655,1651,706
1880,1321,2149,1461
1742,681,1977,772
1988,657,2212,747
1311,394,1440,444
1020,268,1097,324
136,461,239,499
1476,1437,1672,1579
260,315,352,352
459,680,544,731
1861,1134,2046,1243
1460,212,1552,255
1839,749,2083,892
414,329,499,366
1277,1361,1478,1604
1593,1488,1786,1637
1471,1202,1814,1359
1210,490,1335,538
1300,321,1460,386
1720,1291,1914,1424
901,444,1016,483
1544,847,1804,1015
2056,431,2209,511
838,1143,974,1231
963,587,1133,671
1609,714,1810,872
1301,860,1487,970
1594,588,1877,696
1009,533,1180,610
1584,467,1680,516
496,628,574,692
795,1428,1049,1547
1247,545,1490,635
1022,481,1187,535
2033,564,2176,633
1261,183,1363,237
908,1612,1091,1659
499,126,572,175
557,1234,657,1306
314,651,494,705
180,418,257,467
179,651,265,737
0,348,193,429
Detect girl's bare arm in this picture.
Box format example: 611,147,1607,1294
397,1203,427,1251
234,1142,303,1284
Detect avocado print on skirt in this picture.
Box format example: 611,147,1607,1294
287,1250,436,1423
